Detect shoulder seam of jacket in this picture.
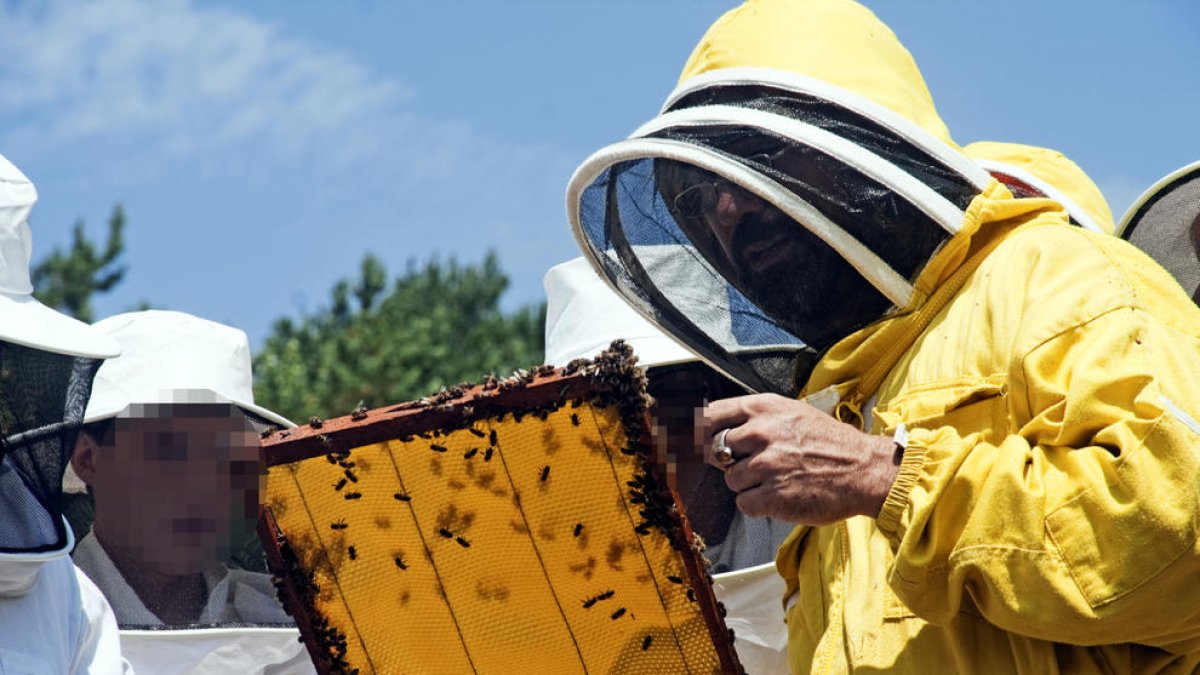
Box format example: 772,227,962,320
1160,395,1200,436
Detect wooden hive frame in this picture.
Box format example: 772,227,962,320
258,342,742,675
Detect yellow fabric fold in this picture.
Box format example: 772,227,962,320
964,140,1116,235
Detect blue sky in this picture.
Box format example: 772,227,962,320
1,0,1197,348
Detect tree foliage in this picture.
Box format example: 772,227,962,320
31,205,127,323
253,251,546,423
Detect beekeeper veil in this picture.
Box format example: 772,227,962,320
1118,160,1200,305
567,0,998,395
0,153,120,563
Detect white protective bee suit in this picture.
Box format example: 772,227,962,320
0,152,131,674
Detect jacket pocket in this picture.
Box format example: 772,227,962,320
882,583,921,620
873,376,1008,441
1041,417,1200,607
1044,417,1199,608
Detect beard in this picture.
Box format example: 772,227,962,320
729,209,892,351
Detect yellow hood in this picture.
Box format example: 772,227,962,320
673,1,1085,406
964,141,1116,234
678,0,956,148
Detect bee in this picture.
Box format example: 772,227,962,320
686,588,697,603
582,589,614,609
333,477,347,491
463,448,478,459
350,404,368,421
641,635,653,651
393,555,407,570
539,465,550,482
455,536,470,548
610,607,626,620
438,528,454,539
308,416,323,429
330,520,348,530
430,444,447,453
573,523,583,537
393,492,411,502
344,492,362,500
489,429,497,446
484,448,494,462
666,575,683,585
468,427,486,438
570,413,580,427
344,469,358,483
347,546,357,560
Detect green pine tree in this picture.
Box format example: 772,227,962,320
31,204,127,323
253,251,546,423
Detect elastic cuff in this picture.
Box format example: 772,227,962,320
875,437,928,541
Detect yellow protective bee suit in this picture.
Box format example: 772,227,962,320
682,1,1200,673
963,140,1116,236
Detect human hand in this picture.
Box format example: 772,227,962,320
702,393,901,525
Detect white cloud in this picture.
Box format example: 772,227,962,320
0,0,584,347
0,0,422,170
0,0,576,193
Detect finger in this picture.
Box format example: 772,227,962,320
733,484,773,520
700,396,757,439
722,449,767,493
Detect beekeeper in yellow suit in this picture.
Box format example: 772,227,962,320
565,0,1200,672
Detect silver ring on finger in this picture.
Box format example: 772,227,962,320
712,428,735,467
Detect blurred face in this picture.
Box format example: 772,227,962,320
81,405,261,576
646,362,744,481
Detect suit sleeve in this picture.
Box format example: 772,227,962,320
875,305,1200,652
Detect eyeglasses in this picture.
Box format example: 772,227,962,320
669,146,787,222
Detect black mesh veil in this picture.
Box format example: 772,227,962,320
568,74,986,395
1119,161,1200,305
581,157,814,396
0,341,101,553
